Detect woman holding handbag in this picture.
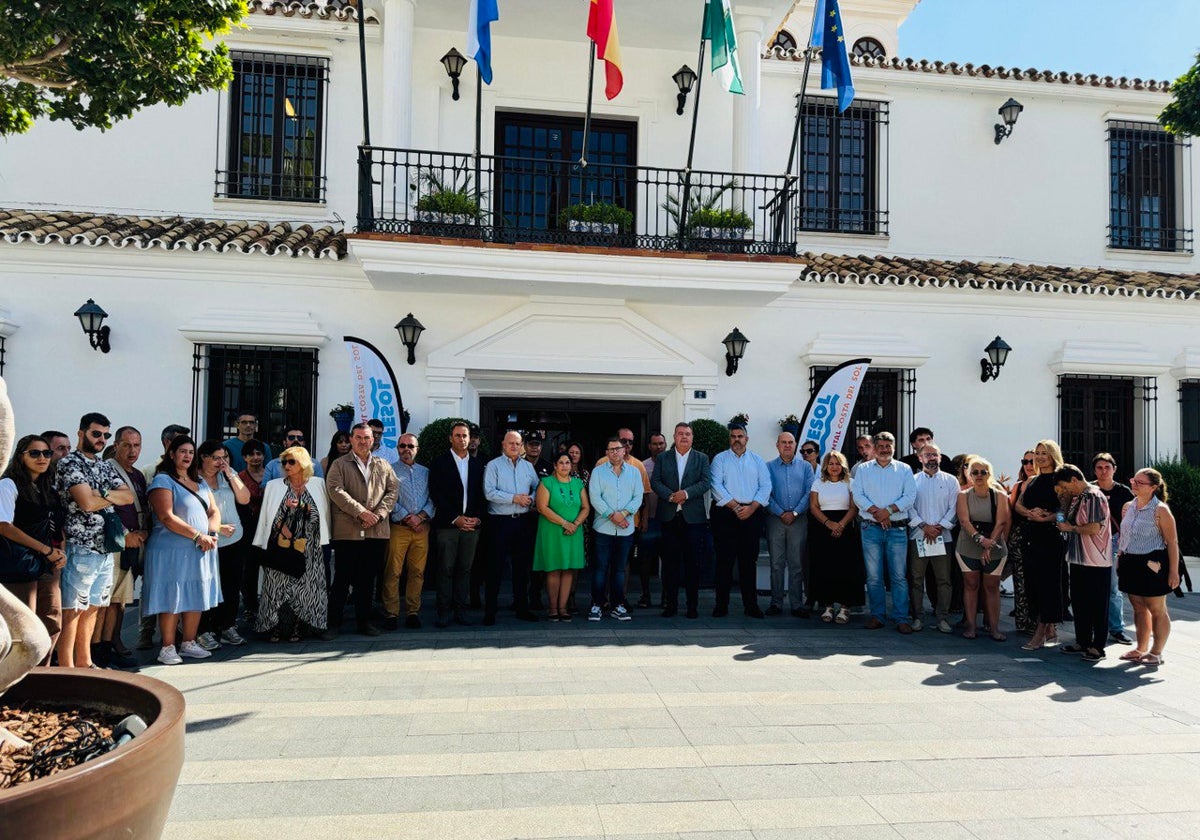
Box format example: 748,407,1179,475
252,446,330,642
142,435,222,665
0,434,66,663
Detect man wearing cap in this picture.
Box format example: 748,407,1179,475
710,422,771,618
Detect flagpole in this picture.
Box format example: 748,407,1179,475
474,68,483,207
679,35,707,242
771,1,822,244
579,42,598,167
355,0,373,230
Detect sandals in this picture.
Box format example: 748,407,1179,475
1139,653,1164,666
1119,649,1148,662
1020,636,1046,651
834,608,850,625
821,607,834,623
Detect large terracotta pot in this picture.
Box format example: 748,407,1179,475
0,668,186,839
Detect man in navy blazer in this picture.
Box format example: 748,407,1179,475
428,421,487,626
651,422,712,618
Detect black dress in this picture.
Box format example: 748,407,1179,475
1019,474,1066,624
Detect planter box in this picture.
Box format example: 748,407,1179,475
414,210,479,226
692,226,751,240
0,668,186,840
566,219,621,235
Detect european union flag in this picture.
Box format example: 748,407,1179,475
810,0,855,112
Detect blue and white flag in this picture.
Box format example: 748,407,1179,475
467,0,500,84
343,336,406,451
799,358,871,461
810,0,855,112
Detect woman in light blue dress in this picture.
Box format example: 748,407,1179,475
142,435,222,665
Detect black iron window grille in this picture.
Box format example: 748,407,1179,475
772,30,798,51
1180,379,1200,465
1058,374,1157,476
809,366,915,462
192,344,319,451
217,51,329,203
1107,120,1192,253
851,38,887,60
799,98,888,235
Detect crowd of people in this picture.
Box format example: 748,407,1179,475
0,412,1185,670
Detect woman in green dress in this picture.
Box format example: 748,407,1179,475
534,453,590,621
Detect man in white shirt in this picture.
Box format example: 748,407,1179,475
709,423,771,618
907,444,959,633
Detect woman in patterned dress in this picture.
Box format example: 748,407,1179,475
252,446,330,642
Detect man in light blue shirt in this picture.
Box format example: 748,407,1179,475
588,437,645,621
383,433,434,630
710,423,772,618
766,431,815,617
483,431,541,621
262,428,323,482
907,443,959,633
851,431,918,632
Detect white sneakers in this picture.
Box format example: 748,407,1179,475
179,640,212,659
157,645,183,665
220,626,247,646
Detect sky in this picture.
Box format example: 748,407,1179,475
898,0,1199,82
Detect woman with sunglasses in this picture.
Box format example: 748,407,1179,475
955,458,1010,641
0,435,66,662
1006,450,1038,636
143,435,222,665
799,440,821,475
1116,468,1180,665
252,446,330,642
1013,440,1067,650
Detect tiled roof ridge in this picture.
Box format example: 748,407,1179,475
0,209,347,260
764,48,1173,93
247,0,378,24
800,252,1200,301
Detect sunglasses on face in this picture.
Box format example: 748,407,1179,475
88,430,113,440
287,435,305,442
1021,459,1034,465
397,443,416,449
280,458,298,466
970,469,990,477
800,449,817,455
25,449,53,459
619,438,634,444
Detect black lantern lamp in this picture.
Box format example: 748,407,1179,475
722,327,749,377
993,98,1023,144
74,298,111,353
673,65,697,116
979,335,1012,382
441,48,468,101
395,313,425,365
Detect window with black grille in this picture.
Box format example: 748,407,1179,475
852,38,886,60
799,98,888,235
810,366,914,463
1107,120,1192,252
217,52,329,203
1181,380,1200,465
192,345,319,451
1059,375,1157,476
771,30,797,51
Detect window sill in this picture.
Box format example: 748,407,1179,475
212,197,329,218
798,230,891,248
1105,247,1194,262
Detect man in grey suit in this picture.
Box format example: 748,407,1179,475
651,422,711,619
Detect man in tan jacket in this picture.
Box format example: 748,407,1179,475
323,423,399,638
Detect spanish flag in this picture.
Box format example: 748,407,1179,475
587,0,623,99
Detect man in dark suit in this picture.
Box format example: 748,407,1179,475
428,421,487,626
650,422,712,619
899,427,955,474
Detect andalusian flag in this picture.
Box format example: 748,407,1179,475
702,0,743,95
587,0,624,99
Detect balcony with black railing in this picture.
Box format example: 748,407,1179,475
355,146,799,257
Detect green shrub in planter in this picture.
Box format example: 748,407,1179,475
1150,455,1200,556
689,418,729,461
414,190,481,219
558,201,633,230
688,207,753,232
416,417,489,466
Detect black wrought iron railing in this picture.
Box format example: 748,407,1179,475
356,146,799,256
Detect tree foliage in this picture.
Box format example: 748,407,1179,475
1160,52,1200,137
0,1,247,136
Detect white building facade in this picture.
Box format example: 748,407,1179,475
1,0,1197,474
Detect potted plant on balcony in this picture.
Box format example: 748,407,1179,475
689,207,753,241
329,403,355,434
779,413,801,437
662,179,753,251
410,169,483,232
557,201,634,238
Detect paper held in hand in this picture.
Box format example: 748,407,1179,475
916,538,947,557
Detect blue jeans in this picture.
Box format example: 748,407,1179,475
1108,534,1125,632
592,532,632,609
860,522,909,622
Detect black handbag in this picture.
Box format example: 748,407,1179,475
100,507,127,554
0,519,52,583
261,503,307,579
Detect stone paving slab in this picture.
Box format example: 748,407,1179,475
140,591,1200,839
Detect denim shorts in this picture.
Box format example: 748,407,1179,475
61,545,114,610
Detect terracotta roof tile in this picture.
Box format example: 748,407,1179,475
765,49,1173,93
248,1,378,23
0,210,346,260
800,252,1200,300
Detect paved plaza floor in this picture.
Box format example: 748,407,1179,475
150,591,1200,839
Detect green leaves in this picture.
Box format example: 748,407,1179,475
1160,53,1200,137
0,1,247,134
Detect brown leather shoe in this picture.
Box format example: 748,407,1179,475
897,622,913,635
864,617,885,630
